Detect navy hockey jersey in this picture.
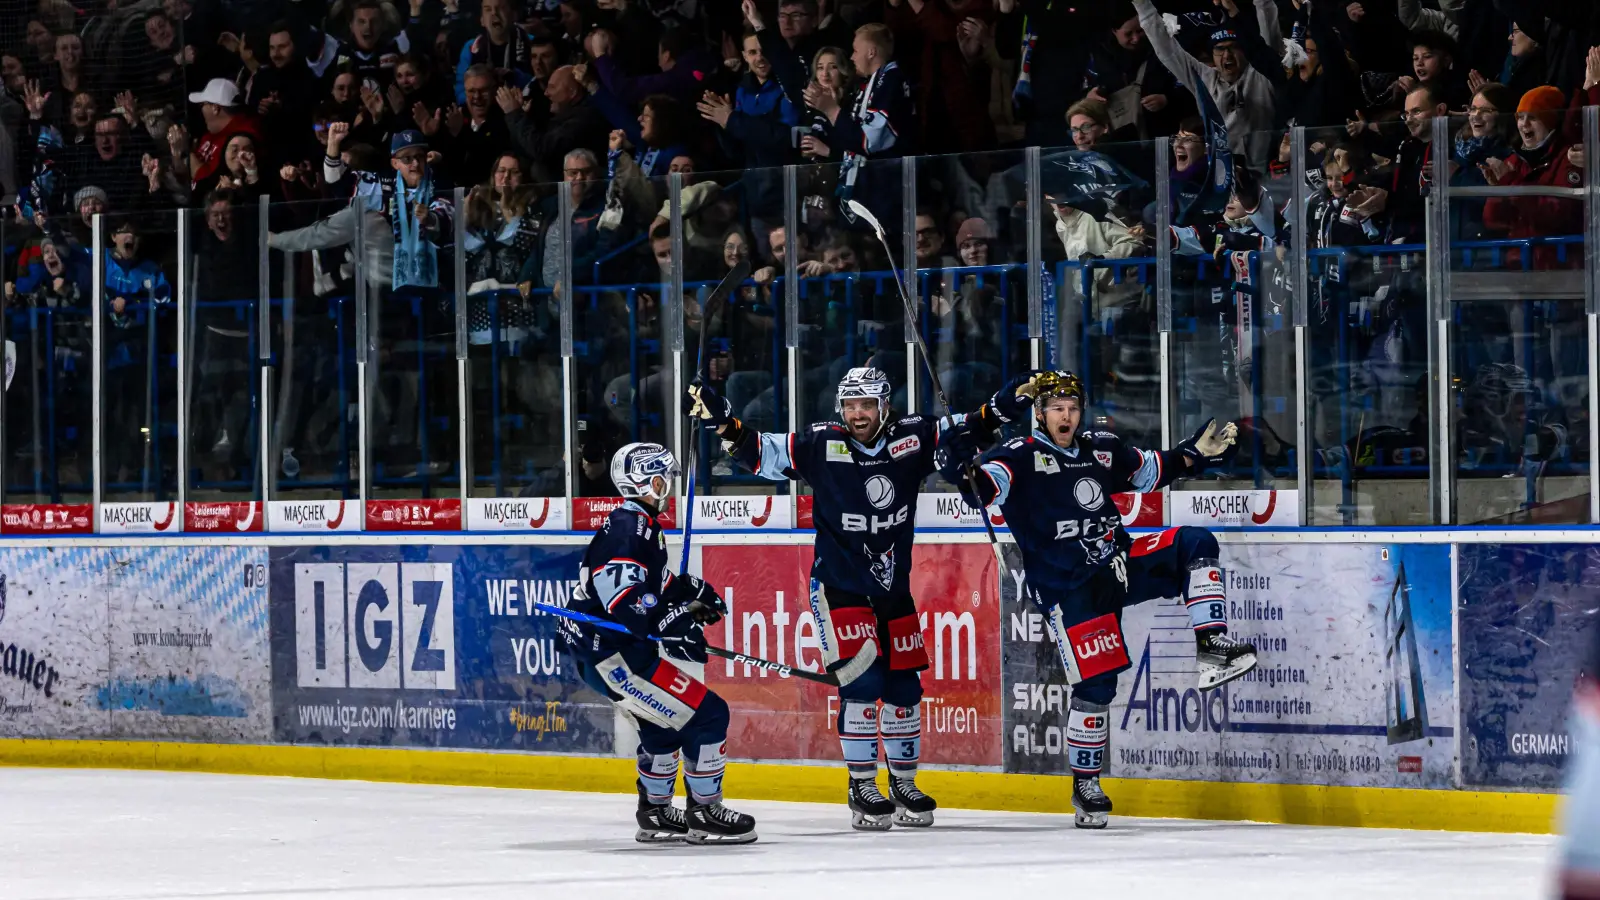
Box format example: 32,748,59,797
976,429,1184,595
737,416,955,598
571,501,677,646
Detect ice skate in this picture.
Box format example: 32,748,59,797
1072,774,1112,829
848,777,894,831
685,800,758,845
888,775,936,827
1196,630,1258,690
634,784,688,843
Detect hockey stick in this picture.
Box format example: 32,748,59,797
534,601,838,685
681,259,754,576
844,199,1006,570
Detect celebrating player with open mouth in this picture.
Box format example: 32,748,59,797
937,371,1258,829
685,366,1031,830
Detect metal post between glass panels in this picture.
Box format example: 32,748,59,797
783,165,800,462
1585,105,1599,524
902,158,918,413
354,202,370,509
559,183,576,498
1426,115,1452,525
669,172,686,505
1154,138,1173,460
1291,127,1310,526
257,196,271,507
175,211,189,517
454,186,470,509
1026,146,1042,368
91,213,104,525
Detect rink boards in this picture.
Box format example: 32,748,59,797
0,529,1592,833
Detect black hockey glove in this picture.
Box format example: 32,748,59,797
657,602,709,665
1176,418,1240,469
987,370,1044,424
683,382,735,430
664,573,727,625
935,418,981,485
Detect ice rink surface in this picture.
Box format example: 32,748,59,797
0,768,1558,900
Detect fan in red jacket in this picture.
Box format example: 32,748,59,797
1481,86,1584,271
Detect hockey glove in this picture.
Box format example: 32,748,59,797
987,370,1045,424
935,418,980,485
664,573,727,625
683,383,734,430
657,602,709,665
1177,418,1239,468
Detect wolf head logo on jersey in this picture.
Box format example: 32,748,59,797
868,546,896,590
1082,530,1118,566
865,474,895,510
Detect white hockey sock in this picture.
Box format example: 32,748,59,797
683,741,727,805
879,703,921,780
839,700,879,779
1066,698,1109,777
1185,559,1228,633
637,748,680,804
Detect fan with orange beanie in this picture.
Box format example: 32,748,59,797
1481,85,1584,270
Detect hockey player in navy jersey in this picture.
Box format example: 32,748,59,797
937,371,1258,829
684,366,1030,830
560,442,757,845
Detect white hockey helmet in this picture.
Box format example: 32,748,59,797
835,366,892,423
611,442,680,504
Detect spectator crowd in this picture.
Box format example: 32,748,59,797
0,0,1593,506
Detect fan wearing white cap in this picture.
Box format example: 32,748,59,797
185,78,261,188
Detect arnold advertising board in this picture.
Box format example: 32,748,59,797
1458,543,1600,790
269,545,613,752
1003,539,1456,787
700,543,1002,767
0,546,271,741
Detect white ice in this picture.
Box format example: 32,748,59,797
0,768,1557,900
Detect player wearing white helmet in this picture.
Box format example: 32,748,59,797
685,365,1035,830
560,443,756,844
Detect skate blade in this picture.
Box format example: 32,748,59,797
851,811,894,831
891,808,934,827
1198,651,1258,691
634,828,687,844
1074,811,1109,829
685,829,758,845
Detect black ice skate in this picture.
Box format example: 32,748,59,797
1196,630,1258,691
888,776,936,827
1072,774,1112,829
634,785,688,843
847,777,894,831
685,800,758,845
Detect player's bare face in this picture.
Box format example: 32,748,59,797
1041,397,1081,448
840,398,881,443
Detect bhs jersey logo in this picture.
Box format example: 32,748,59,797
865,474,896,509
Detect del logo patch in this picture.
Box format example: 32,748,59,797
889,435,921,459
1094,450,1113,468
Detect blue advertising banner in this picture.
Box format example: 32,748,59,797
270,545,614,753
1459,543,1600,789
